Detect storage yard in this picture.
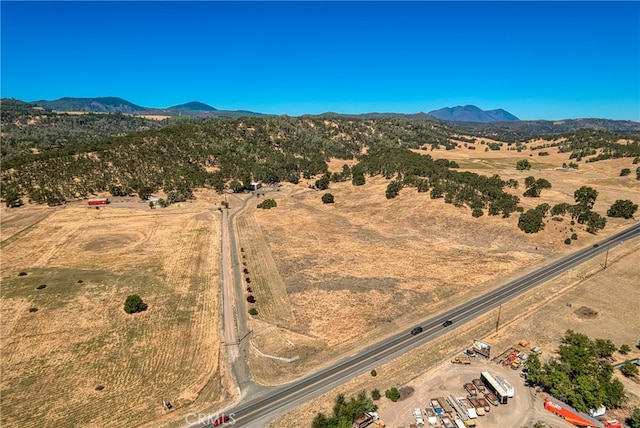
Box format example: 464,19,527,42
377,355,574,428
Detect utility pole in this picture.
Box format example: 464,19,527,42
495,304,502,333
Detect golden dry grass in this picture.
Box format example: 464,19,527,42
270,237,640,428
1,195,230,428
238,143,639,385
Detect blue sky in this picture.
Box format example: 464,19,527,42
1,2,639,120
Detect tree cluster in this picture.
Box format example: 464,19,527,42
524,330,626,412
523,176,552,198
607,200,638,219
311,392,377,428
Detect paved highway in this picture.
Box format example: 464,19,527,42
200,222,640,427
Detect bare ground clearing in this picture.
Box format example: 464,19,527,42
1,193,231,428
270,236,640,428
239,142,638,386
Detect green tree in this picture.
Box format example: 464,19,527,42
516,159,532,170
518,209,545,233
370,369,377,377
472,208,484,218
620,168,631,176
607,200,638,219
124,295,148,314
629,408,640,428
621,361,639,378
248,308,258,316
619,344,632,355
593,339,616,358
371,389,381,400
385,387,400,402
586,212,606,234
574,186,598,208
351,167,365,186
322,193,335,204
315,174,330,190
385,180,403,199
257,199,277,209
525,330,627,412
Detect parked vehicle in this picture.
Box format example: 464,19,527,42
451,356,471,365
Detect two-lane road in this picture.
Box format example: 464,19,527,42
204,222,639,427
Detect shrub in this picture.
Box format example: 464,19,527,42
564,238,572,245
257,199,277,209
620,168,631,177
621,361,639,378
95,385,105,391
18,271,28,277
571,233,578,240
371,389,381,400
370,369,377,377
36,284,47,290
77,279,83,283
248,308,258,316
472,208,484,218
620,344,632,355
246,295,256,303
124,294,148,314
516,159,532,170
28,307,38,313
321,193,334,204
385,387,400,402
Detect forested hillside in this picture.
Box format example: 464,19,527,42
1,99,170,161
2,99,638,217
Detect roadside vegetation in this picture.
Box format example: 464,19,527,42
312,392,377,428
524,330,626,413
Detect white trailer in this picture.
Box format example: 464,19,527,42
495,375,515,398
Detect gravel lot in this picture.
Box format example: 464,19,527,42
377,357,575,428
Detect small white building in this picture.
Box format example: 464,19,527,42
250,181,262,190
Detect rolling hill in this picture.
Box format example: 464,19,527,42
428,105,520,122
30,97,265,117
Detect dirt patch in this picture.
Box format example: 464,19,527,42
574,306,598,319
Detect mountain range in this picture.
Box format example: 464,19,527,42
31,97,525,122
23,97,640,131
31,97,265,118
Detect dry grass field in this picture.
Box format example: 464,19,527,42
270,235,640,428
0,193,231,428
1,137,638,427
236,141,639,385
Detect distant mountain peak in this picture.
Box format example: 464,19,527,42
167,101,217,111
428,105,519,122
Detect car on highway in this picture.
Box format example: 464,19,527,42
442,320,453,327
212,415,230,426
410,326,423,335
593,244,599,248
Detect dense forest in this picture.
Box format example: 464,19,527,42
1,99,638,217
